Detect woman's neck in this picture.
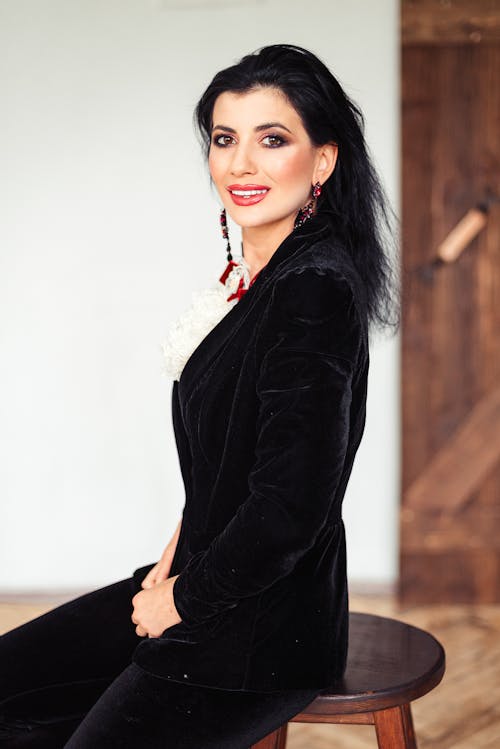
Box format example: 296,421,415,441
241,218,295,281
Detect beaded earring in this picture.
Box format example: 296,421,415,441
220,207,232,262
218,207,252,300
219,206,239,281
294,181,322,228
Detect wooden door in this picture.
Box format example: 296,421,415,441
399,1,500,603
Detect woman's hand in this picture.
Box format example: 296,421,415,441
141,518,182,590
131,574,182,638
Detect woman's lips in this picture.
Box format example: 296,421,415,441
226,184,270,206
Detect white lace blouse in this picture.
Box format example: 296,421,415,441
161,255,252,382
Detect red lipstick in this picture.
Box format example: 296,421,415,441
226,184,270,206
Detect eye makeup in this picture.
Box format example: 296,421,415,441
211,132,289,148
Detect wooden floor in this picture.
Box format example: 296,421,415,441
1,592,498,748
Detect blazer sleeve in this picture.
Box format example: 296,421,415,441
172,267,364,626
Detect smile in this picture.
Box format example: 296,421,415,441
227,184,270,206
231,189,267,196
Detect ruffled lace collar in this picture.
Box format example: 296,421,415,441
161,255,255,381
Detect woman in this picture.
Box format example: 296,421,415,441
0,43,399,747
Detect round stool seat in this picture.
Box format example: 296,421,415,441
292,611,446,717
252,612,446,748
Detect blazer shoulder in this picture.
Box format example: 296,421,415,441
270,236,368,337
258,257,367,371
288,235,363,288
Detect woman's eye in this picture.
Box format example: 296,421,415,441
262,134,286,148
212,134,234,147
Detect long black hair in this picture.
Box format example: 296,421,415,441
194,43,400,334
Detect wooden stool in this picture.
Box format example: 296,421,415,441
252,612,446,749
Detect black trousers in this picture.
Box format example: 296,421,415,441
0,572,322,748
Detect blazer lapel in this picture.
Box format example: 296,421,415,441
178,214,332,403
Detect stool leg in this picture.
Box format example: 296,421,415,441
251,724,288,749
374,704,417,749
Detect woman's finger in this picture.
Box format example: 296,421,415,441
140,552,173,589
155,560,172,582
141,564,160,589
145,567,167,588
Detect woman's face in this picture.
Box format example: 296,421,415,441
208,86,337,236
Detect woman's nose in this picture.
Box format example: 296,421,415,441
229,143,257,176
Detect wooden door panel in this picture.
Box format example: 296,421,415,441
400,27,500,603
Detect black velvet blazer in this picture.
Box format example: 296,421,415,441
132,212,370,692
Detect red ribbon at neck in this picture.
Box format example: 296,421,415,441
219,261,262,302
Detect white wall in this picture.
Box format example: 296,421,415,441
0,0,400,592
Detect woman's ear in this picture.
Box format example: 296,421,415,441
314,143,339,185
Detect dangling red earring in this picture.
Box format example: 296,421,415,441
294,181,322,228
218,207,255,300
220,207,232,262
219,206,238,286
312,181,322,199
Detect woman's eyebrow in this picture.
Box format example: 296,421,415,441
255,122,293,133
211,122,293,134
